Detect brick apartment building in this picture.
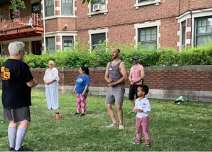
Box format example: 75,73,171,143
0,0,212,55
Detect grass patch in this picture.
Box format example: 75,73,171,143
0,89,212,151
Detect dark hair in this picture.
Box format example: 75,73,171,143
81,65,89,75
138,85,149,95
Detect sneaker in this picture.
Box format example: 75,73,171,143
15,146,32,151
106,123,117,128
118,124,124,130
80,113,85,117
74,112,80,115
9,147,14,151
132,142,140,145
145,144,151,147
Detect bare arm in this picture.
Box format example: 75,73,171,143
128,68,132,82
105,62,112,83
26,79,38,88
82,85,89,95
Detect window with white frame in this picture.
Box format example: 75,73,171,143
195,16,212,46
90,0,106,13
181,21,186,49
91,33,106,50
138,0,155,3
136,0,160,7
61,0,74,16
138,26,157,49
46,37,55,54
45,0,54,17
62,36,74,50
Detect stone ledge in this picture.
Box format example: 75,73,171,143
36,85,212,102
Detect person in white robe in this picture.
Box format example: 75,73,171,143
43,60,60,111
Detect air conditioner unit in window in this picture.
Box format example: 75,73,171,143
93,4,105,12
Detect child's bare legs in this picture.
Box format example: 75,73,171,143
76,95,81,113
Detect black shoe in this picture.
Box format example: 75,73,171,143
74,112,80,115
80,113,85,117
9,147,14,151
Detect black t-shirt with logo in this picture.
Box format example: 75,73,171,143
1,59,33,109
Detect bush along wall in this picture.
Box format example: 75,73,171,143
0,44,212,68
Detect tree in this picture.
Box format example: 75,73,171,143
9,0,25,18
8,0,91,18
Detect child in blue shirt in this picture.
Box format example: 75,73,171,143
74,65,90,116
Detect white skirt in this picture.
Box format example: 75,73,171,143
45,82,59,110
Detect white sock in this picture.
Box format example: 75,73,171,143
15,128,27,150
8,127,17,148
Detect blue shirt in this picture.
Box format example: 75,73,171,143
75,74,90,94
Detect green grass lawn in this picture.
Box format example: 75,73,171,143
0,89,212,151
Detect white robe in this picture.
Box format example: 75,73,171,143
43,67,60,110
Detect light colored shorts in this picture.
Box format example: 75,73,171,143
106,86,125,105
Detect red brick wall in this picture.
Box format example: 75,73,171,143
32,66,212,91
45,18,76,33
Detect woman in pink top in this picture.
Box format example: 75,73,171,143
128,56,144,112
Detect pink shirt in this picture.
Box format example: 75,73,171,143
129,64,144,84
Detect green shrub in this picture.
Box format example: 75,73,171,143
0,43,211,68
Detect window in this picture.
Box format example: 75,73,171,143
195,16,212,46
61,0,73,16
91,33,106,50
91,0,106,13
181,21,186,49
46,37,55,54
45,0,54,17
135,0,160,7
62,36,74,50
138,27,157,49
138,0,156,3
32,3,41,14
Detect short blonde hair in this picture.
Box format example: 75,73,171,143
8,41,25,56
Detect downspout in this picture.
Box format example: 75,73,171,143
42,0,46,54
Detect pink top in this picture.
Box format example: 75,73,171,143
129,64,144,84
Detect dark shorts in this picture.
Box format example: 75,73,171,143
129,85,140,101
3,107,31,123
106,86,125,105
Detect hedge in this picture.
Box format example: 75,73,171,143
0,44,212,68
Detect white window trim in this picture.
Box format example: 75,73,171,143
44,0,76,20
134,20,160,49
60,33,77,50
45,31,77,50
88,0,108,17
135,0,160,9
191,9,212,47
88,28,108,51
177,13,191,50
178,19,187,50
60,0,76,17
